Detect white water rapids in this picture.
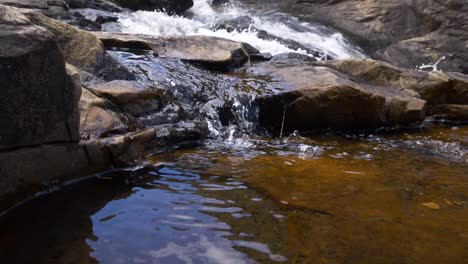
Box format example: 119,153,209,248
102,0,366,59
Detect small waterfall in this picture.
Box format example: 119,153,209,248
104,0,366,59
102,0,367,142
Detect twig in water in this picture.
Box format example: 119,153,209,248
280,101,287,138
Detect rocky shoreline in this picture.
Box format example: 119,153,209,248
0,0,467,211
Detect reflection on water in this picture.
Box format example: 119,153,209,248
0,126,467,264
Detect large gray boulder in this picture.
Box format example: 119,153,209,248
0,5,80,149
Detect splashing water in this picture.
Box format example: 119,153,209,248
104,0,366,59
417,56,446,71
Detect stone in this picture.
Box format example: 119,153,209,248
80,88,128,139
0,0,49,9
251,58,427,132
0,143,90,209
108,0,193,14
94,32,259,71
22,10,134,80
87,80,165,116
0,5,80,149
316,59,468,111
429,105,468,121
66,0,123,12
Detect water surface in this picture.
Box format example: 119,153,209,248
0,125,466,264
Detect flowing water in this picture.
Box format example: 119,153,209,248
1,1,468,264
100,0,366,60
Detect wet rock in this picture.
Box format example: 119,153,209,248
66,0,123,12
22,10,134,81
138,104,182,127
43,10,103,31
94,32,259,71
108,0,193,14
0,143,91,208
429,105,468,122
250,52,272,62
241,0,468,73
251,58,427,132
213,15,253,33
0,5,80,149
271,52,317,64
87,80,166,116
256,30,331,59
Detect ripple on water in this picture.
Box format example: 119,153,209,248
0,126,467,264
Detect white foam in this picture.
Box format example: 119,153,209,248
112,0,365,58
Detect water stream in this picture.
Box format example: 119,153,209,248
100,0,365,59
0,1,467,263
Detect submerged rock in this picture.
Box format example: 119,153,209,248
94,32,259,71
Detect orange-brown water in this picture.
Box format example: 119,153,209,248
0,125,467,263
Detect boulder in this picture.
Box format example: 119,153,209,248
317,59,468,109
87,80,165,116
0,143,90,208
251,57,427,132
0,5,80,149
66,0,123,12
108,0,193,14
22,10,134,81
79,88,129,139
240,0,468,73
429,105,468,121
94,32,259,71
0,0,49,9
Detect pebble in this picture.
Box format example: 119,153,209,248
422,202,441,210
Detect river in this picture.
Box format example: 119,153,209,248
0,0,467,263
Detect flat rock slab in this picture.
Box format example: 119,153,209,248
87,80,165,116
94,32,259,71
